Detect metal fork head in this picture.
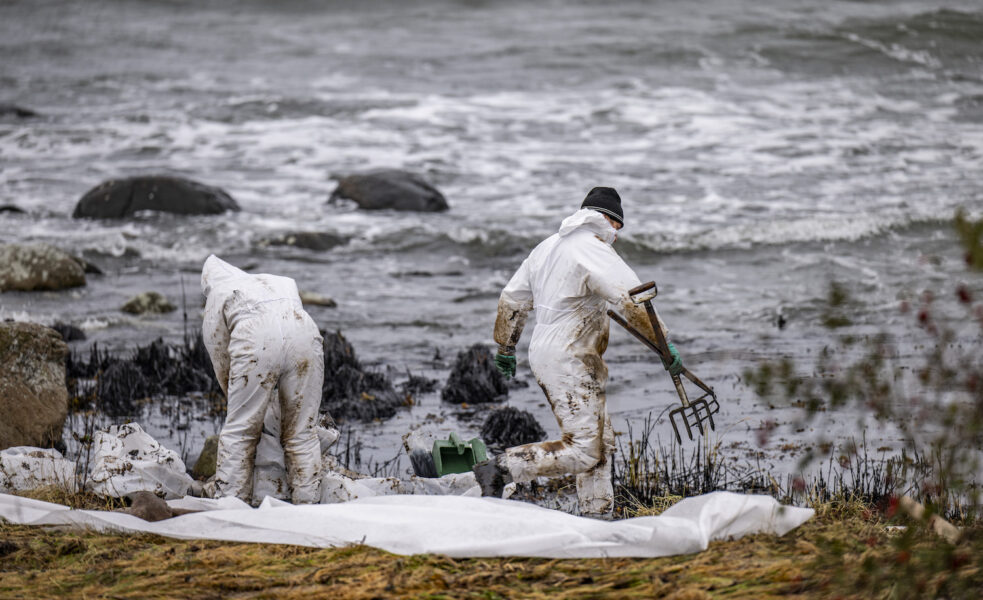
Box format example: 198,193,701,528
668,397,720,444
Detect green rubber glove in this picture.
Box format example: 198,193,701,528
666,342,683,376
494,353,516,379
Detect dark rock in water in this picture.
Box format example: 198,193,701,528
330,169,449,212
192,435,219,480
261,231,348,251
121,291,176,315
481,406,547,450
0,243,86,291
0,104,37,118
0,205,25,213
51,322,86,342
321,331,405,422
73,176,240,219
0,322,68,451
441,344,508,405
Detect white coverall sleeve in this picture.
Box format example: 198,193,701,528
493,258,534,353
202,292,232,397
581,242,669,345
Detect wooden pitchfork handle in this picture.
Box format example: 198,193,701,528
606,309,716,400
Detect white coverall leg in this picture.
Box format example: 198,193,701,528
275,311,325,504
202,255,324,505
493,209,666,517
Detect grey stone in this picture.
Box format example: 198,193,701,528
192,435,219,480
121,292,176,315
73,176,239,219
0,322,69,451
0,243,86,292
330,169,449,212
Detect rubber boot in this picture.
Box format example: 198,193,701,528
472,457,512,498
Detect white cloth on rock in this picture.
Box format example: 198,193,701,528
201,254,324,504
88,423,193,500
493,209,667,516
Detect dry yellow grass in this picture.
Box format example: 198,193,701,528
0,521,821,599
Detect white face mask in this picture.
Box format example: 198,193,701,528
611,221,622,242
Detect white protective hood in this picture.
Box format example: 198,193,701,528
557,208,618,244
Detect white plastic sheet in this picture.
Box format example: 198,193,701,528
88,423,193,500
0,447,76,493
0,491,813,559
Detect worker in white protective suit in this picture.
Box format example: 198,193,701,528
201,255,325,505
473,187,683,518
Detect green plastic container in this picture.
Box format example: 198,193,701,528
432,432,488,476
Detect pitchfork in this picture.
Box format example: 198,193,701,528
607,281,719,444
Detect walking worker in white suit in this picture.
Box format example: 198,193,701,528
473,188,683,518
200,254,325,504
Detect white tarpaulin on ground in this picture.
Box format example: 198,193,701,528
0,491,813,558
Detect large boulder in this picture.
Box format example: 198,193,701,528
0,243,86,292
441,344,508,405
330,169,449,212
0,322,69,451
73,176,240,219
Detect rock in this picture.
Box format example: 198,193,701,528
262,231,347,251
0,322,69,451
299,291,337,308
330,169,449,212
0,205,25,213
481,406,547,450
51,322,86,342
0,104,37,118
321,331,406,422
121,291,176,314
0,243,86,292
441,344,508,405
124,491,175,522
192,435,219,480
73,176,240,219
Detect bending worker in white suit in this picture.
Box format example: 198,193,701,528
201,255,325,504
473,187,683,517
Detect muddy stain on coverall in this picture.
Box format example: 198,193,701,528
493,209,666,516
